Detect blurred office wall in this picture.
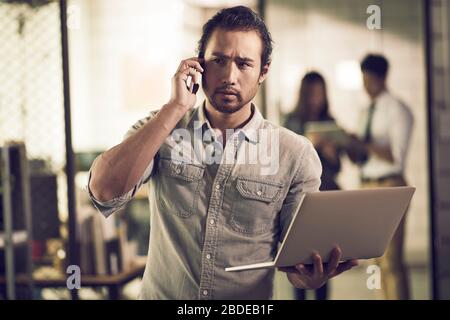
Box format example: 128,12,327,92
266,0,430,299
69,0,196,151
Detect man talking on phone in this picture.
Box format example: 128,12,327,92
88,6,357,299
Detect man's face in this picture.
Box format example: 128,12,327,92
202,28,269,114
362,71,385,98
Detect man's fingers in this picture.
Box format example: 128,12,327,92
333,259,359,277
312,253,324,276
327,246,342,276
335,263,352,276
175,68,201,93
278,266,296,273
295,264,311,277
177,58,204,73
178,59,204,73
191,68,201,86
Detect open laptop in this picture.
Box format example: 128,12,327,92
225,186,415,272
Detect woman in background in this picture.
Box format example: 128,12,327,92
283,71,342,300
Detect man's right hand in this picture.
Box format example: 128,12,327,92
168,57,204,113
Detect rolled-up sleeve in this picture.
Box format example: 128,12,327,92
279,140,322,241
87,111,158,218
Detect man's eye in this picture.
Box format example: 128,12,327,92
238,62,251,68
213,58,223,64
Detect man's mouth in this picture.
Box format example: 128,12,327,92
216,89,239,99
216,88,238,95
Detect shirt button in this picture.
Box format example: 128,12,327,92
215,184,220,190
202,290,208,296
257,190,262,196
209,219,215,225
206,254,211,259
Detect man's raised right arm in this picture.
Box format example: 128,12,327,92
88,58,204,213
89,104,187,202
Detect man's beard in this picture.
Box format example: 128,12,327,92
204,82,255,114
209,92,246,114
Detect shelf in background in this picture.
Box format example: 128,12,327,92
0,259,146,299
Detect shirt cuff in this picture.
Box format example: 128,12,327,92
87,171,135,218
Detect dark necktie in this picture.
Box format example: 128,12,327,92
363,103,375,143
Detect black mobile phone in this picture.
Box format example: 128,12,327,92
192,56,205,95
186,57,202,95
192,83,199,95
186,72,200,95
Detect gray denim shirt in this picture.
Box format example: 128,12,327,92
88,101,322,300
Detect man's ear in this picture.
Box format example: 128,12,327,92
258,63,270,85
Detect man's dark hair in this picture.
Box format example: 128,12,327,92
361,54,389,79
197,6,273,69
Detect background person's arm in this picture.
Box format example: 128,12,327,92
387,102,414,168
365,142,394,162
89,105,185,202
345,135,393,164
361,102,414,164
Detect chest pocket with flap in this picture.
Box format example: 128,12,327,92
230,177,284,236
157,158,205,218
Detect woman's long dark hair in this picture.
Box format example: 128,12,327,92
293,71,333,125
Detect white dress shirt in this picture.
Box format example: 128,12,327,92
357,90,414,179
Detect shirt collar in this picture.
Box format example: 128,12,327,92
373,89,389,105
192,100,263,144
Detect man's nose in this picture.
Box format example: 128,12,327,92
222,62,238,85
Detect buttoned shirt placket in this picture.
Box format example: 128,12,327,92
198,131,242,300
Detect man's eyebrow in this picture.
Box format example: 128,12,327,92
211,52,255,63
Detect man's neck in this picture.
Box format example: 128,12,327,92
370,87,387,102
204,100,253,137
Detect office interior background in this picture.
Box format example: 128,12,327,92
0,0,449,300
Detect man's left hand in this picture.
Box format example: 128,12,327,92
278,246,359,290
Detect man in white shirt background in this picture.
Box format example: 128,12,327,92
347,53,414,300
